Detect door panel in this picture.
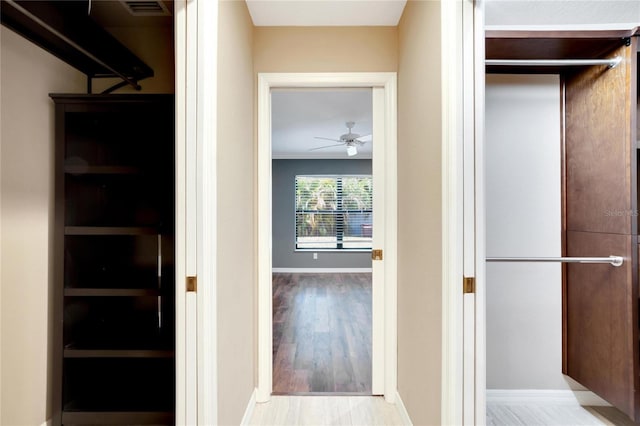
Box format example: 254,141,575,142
564,41,639,421
566,231,635,416
565,44,634,236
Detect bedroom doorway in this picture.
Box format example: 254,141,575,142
256,73,397,402
270,88,374,394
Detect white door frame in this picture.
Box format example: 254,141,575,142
256,72,398,403
471,1,487,424
441,0,484,424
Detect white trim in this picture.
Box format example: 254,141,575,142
257,73,273,403
239,388,258,425
174,1,187,423
486,390,611,407
473,0,487,424
381,76,398,402
441,0,464,424
40,420,53,426
257,72,397,403
195,0,218,425
272,267,373,273
370,85,385,395
183,0,199,424
394,391,414,426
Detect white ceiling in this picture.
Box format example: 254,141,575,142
272,89,372,159
485,0,640,28
245,0,407,26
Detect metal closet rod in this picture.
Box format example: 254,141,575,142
485,57,623,69
486,256,624,267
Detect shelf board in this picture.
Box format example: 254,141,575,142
64,349,174,358
64,165,142,175
62,410,174,425
65,226,158,235
64,288,161,297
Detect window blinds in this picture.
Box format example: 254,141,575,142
295,175,373,250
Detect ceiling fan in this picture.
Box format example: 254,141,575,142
311,121,372,156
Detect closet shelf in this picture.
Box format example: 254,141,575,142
65,226,158,235
61,410,174,425
64,165,143,175
64,349,174,358
64,288,161,297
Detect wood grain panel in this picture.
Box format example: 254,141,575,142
565,43,634,235
566,231,635,418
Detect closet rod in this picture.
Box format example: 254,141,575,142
486,256,624,267
4,0,142,91
486,57,622,69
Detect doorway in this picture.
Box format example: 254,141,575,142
256,73,398,403
270,88,374,394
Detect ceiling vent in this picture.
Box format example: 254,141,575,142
120,1,171,16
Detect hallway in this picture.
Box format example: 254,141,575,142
248,396,404,425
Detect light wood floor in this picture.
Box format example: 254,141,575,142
487,403,637,425
272,273,372,394
248,396,405,426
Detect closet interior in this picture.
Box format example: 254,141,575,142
486,28,640,422
51,94,175,425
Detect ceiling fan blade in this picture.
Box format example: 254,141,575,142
309,143,345,151
357,134,372,142
314,136,342,142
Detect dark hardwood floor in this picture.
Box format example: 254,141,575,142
272,273,372,394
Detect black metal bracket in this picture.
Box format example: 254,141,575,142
101,79,141,94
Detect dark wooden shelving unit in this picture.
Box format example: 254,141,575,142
64,288,162,297
64,226,159,235
51,94,175,425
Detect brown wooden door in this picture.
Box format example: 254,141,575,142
564,40,639,421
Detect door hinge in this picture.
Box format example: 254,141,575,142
463,276,475,294
186,276,197,292
372,249,383,261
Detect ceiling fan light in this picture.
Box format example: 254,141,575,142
347,145,358,156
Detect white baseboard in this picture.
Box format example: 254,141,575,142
486,389,611,407
240,388,258,425
272,268,372,273
41,420,52,426
395,391,413,425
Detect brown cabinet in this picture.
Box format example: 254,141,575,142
487,30,640,422
50,95,175,425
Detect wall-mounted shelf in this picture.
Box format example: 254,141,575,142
1,0,153,93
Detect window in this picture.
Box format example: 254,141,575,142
295,175,372,250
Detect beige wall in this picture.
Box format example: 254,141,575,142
0,26,85,426
217,1,256,424
254,26,397,72
254,18,444,424
397,2,442,425
93,26,175,94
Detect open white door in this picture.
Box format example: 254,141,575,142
465,0,486,425
441,0,484,424
175,0,218,424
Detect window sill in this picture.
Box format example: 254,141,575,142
295,248,372,253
